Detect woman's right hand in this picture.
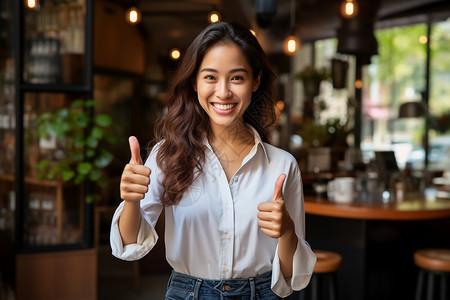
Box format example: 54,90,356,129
120,136,151,202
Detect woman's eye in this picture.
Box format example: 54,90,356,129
204,75,215,80
231,75,244,81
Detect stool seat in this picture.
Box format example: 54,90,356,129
414,248,450,272
313,250,342,273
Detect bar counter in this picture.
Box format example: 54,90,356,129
305,196,450,220
303,194,450,300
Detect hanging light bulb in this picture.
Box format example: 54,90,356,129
283,35,300,56
341,0,359,18
208,10,221,23
283,0,300,55
126,7,142,24
170,48,181,60
26,0,39,9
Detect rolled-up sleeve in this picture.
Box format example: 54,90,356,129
110,144,164,261
110,201,161,261
271,168,316,297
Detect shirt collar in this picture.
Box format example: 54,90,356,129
204,124,270,163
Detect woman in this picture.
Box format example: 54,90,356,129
111,21,316,299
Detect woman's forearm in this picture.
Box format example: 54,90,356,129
278,223,298,279
118,200,142,245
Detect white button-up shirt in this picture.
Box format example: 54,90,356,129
110,126,316,297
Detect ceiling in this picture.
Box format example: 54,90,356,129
117,0,450,56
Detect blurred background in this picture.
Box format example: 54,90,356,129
1,0,450,299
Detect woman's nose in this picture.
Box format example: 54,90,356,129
216,81,232,99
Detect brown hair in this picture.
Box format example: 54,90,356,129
153,22,276,205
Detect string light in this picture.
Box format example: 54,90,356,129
340,0,359,18
126,7,142,24
208,11,221,23
170,48,181,60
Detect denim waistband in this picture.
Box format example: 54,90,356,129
167,270,273,299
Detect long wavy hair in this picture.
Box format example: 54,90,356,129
153,22,276,205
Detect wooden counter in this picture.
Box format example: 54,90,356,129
302,195,450,300
305,196,450,220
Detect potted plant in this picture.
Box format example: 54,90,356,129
36,99,117,203
298,118,353,173
295,66,331,97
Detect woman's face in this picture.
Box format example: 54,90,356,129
194,42,261,134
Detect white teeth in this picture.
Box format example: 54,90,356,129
213,103,236,110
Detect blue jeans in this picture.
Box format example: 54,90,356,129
165,270,281,300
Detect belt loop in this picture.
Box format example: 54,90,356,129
193,278,202,300
249,277,256,299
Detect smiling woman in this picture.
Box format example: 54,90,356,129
111,21,316,299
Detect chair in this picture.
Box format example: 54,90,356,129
414,248,450,300
298,250,342,300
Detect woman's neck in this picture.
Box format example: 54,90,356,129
209,121,255,181
209,121,254,151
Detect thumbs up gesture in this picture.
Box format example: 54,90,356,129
257,174,295,239
120,136,151,202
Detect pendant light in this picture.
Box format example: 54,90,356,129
126,6,142,25
208,10,221,23
283,0,300,55
26,0,39,10
340,0,359,19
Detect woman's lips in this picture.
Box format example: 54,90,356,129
211,103,237,114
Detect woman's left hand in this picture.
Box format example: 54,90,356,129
257,174,295,239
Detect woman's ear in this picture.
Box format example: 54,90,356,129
252,72,262,92
192,80,197,92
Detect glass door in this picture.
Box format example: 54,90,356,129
14,0,94,251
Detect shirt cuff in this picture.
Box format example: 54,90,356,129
271,240,316,297
110,202,159,261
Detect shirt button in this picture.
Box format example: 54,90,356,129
224,266,229,272
226,234,231,240
233,176,238,183
225,204,230,209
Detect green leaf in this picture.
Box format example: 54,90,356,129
86,194,94,203
57,108,69,118
86,136,99,148
37,160,50,171
86,148,96,158
73,152,85,162
95,114,112,127
62,170,75,181
89,169,102,181
91,127,104,139
85,99,96,107
77,162,92,175
94,151,113,168
74,134,86,148
71,99,85,108
74,174,85,185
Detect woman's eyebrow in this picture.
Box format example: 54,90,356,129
199,67,249,74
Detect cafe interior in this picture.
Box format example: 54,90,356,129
1,0,450,299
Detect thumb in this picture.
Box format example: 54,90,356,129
129,136,143,165
272,174,286,202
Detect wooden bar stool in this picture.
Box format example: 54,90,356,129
299,250,342,300
414,248,450,300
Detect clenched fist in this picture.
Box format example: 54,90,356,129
120,136,151,202
257,174,295,239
